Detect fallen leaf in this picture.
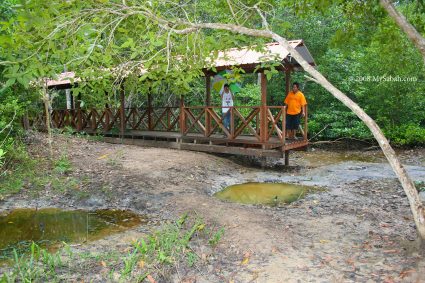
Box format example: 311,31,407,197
399,269,415,279
241,251,251,265
138,260,145,269
147,274,157,283
100,261,106,267
383,249,399,254
319,239,330,244
180,277,197,283
97,154,109,160
383,277,395,283
197,224,205,231
241,257,249,265
321,255,333,263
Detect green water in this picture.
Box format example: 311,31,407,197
0,208,144,259
214,182,315,206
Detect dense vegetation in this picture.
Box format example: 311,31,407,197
1,0,424,176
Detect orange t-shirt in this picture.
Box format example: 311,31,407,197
284,91,307,115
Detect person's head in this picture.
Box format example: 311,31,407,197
223,83,230,92
292,82,300,92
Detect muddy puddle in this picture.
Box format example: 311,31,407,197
214,182,320,206
0,208,145,260
296,150,383,167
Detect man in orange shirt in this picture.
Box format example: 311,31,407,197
284,82,307,139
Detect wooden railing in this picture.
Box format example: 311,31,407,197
181,106,287,143
50,105,308,144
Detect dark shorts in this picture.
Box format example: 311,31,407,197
286,114,300,130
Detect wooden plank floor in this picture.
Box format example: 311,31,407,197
85,129,308,156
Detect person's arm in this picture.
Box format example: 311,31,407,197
301,105,306,117
301,94,307,117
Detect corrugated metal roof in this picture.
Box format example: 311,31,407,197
46,72,79,87
206,40,315,70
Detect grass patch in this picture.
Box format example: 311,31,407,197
0,213,225,282
0,149,78,200
53,155,72,175
119,213,224,281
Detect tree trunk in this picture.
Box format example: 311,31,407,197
41,87,53,157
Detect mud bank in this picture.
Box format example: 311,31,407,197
1,134,424,282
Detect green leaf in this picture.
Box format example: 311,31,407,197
4,78,16,88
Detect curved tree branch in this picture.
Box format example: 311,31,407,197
380,0,425,64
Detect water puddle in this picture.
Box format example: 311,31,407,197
214,182,319,206
0,208,145,260
299,151,381,167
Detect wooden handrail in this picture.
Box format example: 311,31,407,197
48,104,306,144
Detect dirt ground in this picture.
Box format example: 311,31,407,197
2,134,425,282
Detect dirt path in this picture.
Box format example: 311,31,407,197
2,135,425,282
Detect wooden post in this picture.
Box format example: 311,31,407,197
105,108,110,132
284,150,289,166
284,68,291,140
285,68,291,95
304,105,308,141
76,94,82,131
282,106,286,145
167,107,171,130
120,87,125,138
22,113,30,131
148,93,153,130
205,75,211,137
230,107,234,139
91,108,97,131
179,95,185,135
260,72,268,144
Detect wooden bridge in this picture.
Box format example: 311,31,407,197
50,103,308,159
45,41,315,163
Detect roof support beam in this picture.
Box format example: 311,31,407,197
205,75,211,137
260,72,267,144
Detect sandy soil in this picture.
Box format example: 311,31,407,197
1,134,425,282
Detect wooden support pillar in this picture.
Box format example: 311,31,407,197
284,150,289,166
22,113,30,131
66,89,72,110
76,94,82,132
260,72,268,144
91,108,97,131
105,108,110,132
230,108,234,139
284,68,291,140
71,94,75,109
205,75,211,137
304,105,308,141
179,95,185,135
120,87,125,138
285,68,291,95
148,93,153,130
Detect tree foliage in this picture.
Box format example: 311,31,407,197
0,0,424,146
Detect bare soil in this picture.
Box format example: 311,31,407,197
1,133,425,282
